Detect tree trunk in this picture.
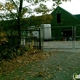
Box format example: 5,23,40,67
17,0,23,48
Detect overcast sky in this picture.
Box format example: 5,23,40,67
60,0,80,15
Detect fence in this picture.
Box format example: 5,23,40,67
2,25,80,51
42,25,80,51
21,28,43,49
1,28,43,50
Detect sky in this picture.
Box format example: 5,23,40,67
46,0,80,15
0,0,80,15
60,0,80,15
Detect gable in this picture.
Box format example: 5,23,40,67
51,6,80,26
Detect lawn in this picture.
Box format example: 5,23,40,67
0,51,80,80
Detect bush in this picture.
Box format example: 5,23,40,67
1,49,14,59
24,40,34,51
0,27,8,45
0,46,26,60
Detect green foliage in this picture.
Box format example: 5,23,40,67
0,0,70,60
23,40,34,51
0,47,24,60
16,48,25,56
27,14,52,27
0,0,70,20
1,49,14,59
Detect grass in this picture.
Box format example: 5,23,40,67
0,51,80,80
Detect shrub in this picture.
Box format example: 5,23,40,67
0,27,8,45
1,49,13,59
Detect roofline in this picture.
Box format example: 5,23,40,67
51,6,80,21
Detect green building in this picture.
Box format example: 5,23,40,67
50,6,80,41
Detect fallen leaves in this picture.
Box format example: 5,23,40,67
56,66,62,71
0,50,51,75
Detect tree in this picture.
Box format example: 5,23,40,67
28,14,52,27
0,0,70,47
0,0,71,19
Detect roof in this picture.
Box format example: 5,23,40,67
51,6,80,26
74,14,80,20
53,6,80,21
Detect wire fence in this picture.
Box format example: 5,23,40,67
42,25,80,50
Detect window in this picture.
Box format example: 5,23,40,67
57,13,61,23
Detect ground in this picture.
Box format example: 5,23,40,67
0,50,80,80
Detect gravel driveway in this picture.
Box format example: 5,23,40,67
43,41,80,52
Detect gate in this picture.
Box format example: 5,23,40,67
42,25,80,51
21,28,43,49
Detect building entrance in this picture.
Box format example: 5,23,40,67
62,30,72,41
